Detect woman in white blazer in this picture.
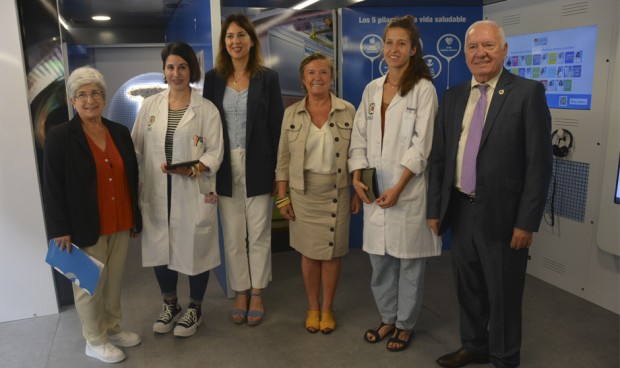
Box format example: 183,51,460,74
132,42,224,338
348,16,440,352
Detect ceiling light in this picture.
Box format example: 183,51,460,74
58,15,70,30
292,0,320,10
92,15,111,22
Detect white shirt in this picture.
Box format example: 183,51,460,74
304,121,336,174
454,72,501,192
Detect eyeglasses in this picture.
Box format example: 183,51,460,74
74,90,104,101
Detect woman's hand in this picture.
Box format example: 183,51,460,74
160,162,195,177
352,175,372,204
376,168,413,209
427,219,440,236
376,185,402,209
351,192,362,214
279,204,295,221
54,235,72,253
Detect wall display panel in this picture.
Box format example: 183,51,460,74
504,25,598,110
341,7,481,108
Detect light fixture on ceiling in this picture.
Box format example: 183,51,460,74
92,15,111,22
58,15,70,30
292,0,365,10
292,0,320,10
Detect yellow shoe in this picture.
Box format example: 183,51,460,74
305,310,320,333
320,311,336,334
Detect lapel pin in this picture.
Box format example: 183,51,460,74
498,89,505,95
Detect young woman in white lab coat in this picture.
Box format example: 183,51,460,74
348,16,440,352
132,42,224,338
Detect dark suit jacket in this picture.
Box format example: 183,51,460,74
43,116,142,247
427,69,552,241
203,68,284,197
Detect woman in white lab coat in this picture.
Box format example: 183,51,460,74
348,16,440,352
132,42,224,338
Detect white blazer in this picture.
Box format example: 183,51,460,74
132,89,224,275
348,76,441,258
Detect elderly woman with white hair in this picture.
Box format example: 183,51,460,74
43,66,142,364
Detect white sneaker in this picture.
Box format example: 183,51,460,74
85,342,126,363
108,331,141,347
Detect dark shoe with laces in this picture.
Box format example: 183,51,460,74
173,303,202,337
152,300,182,334
436,347,490,367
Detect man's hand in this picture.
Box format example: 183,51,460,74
510,227,533,249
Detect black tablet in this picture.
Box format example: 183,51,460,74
166,160,199,170
360,168,379,201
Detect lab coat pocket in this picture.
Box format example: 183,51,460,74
285,122,303,142
195,194,217,228
336,120,352,141
399,110,417,143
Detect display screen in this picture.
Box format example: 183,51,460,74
504,25,597,110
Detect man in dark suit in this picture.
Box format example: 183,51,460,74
427,20,552,368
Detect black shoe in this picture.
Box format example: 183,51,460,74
152,300,182,334
173,303,202,337
436,347,490,367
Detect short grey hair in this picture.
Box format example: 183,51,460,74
67,67,107,99
466,20,507,47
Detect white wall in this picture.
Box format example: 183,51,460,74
485,0,619,314
0,0,58,321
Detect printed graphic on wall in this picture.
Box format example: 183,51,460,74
341,7,481,107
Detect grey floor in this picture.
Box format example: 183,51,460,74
1,244,618,368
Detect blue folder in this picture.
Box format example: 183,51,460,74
45,240,103,295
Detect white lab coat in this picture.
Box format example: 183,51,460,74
132,89,224,275
348,76,441,259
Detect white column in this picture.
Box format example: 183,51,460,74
0,0,58,321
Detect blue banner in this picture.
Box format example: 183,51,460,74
341,7,482,107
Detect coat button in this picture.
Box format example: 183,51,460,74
330,227,335,232
329,242,334,246
331,213,336,218
345,122,350,127
333,198,337,203
334,137,339,142
329,123,334,127
335,152,340,157
290,124,295,129
337,168,342,173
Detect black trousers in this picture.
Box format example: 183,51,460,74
449,189,529,368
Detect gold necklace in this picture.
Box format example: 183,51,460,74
385,78,399,89
232,72,245,85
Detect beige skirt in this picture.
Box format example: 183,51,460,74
289,171,350,260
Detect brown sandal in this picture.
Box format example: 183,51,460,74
364,322,395,343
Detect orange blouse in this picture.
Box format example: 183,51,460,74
85,129,134,235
